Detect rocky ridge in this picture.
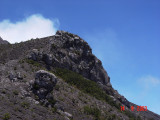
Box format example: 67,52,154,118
0,36,9,44
0,31,159,120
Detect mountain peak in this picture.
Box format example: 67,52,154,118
0,31,159,120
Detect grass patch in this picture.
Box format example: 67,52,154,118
48,99,57,106
54,85,60,90
2,113,10,120
123,110,138,120
25,59,41,67
84,105,101,120
21,101,30,109
51,107,57,113
107,114,116,120
53,68,136,119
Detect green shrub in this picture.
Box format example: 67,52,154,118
107,114,117,120
124,110,136,119
54,68,106,100
112,114,116,119
54,68,120,109
51,107,57,113
25,59,41,67
19,59,25,64
21,102,30,109
107,115,114,120
32,84,40,90
13,90,19,95
2,113,10,120
84,106,101,120
54,68,140,119
51,44,57,49
54,85,60,90
48,99,57,106
24,74,26,78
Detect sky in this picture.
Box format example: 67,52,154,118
0,0,160,115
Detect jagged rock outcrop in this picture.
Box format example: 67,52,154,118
0,36,9,44
9,72,23,82
0,30,159,120
26,31,137,109
28,31,111,87
30,70,57,107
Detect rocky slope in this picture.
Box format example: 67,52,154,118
0,31,159,120
0,37,9,44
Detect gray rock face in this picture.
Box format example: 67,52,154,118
0,37,9,44
9,72,23,82
43,54,53,65
35,70,57,91
27,31,134,110
28,31,111,87
0,31,159,120
31,70,57,107
28,49,43,61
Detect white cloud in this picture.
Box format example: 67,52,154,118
0,14,59,43
138,75,160,89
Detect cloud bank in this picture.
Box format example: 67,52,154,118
0,14,59,43
138,75,160,89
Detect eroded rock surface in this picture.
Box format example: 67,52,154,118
31,70,57,107
28,31,111,87
0,31,159,120
9,72,23,82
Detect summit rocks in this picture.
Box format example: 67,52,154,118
28,31,111,87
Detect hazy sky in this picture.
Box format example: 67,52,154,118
0,0,160,115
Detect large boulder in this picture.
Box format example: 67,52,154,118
31,70,57,107
9,72,23,82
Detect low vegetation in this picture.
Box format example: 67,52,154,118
25,59,41,67
83,105,101,120
53,68,140,119
2,113,10,120
123,110,142,120
54,68,120,109
21,101,30,109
